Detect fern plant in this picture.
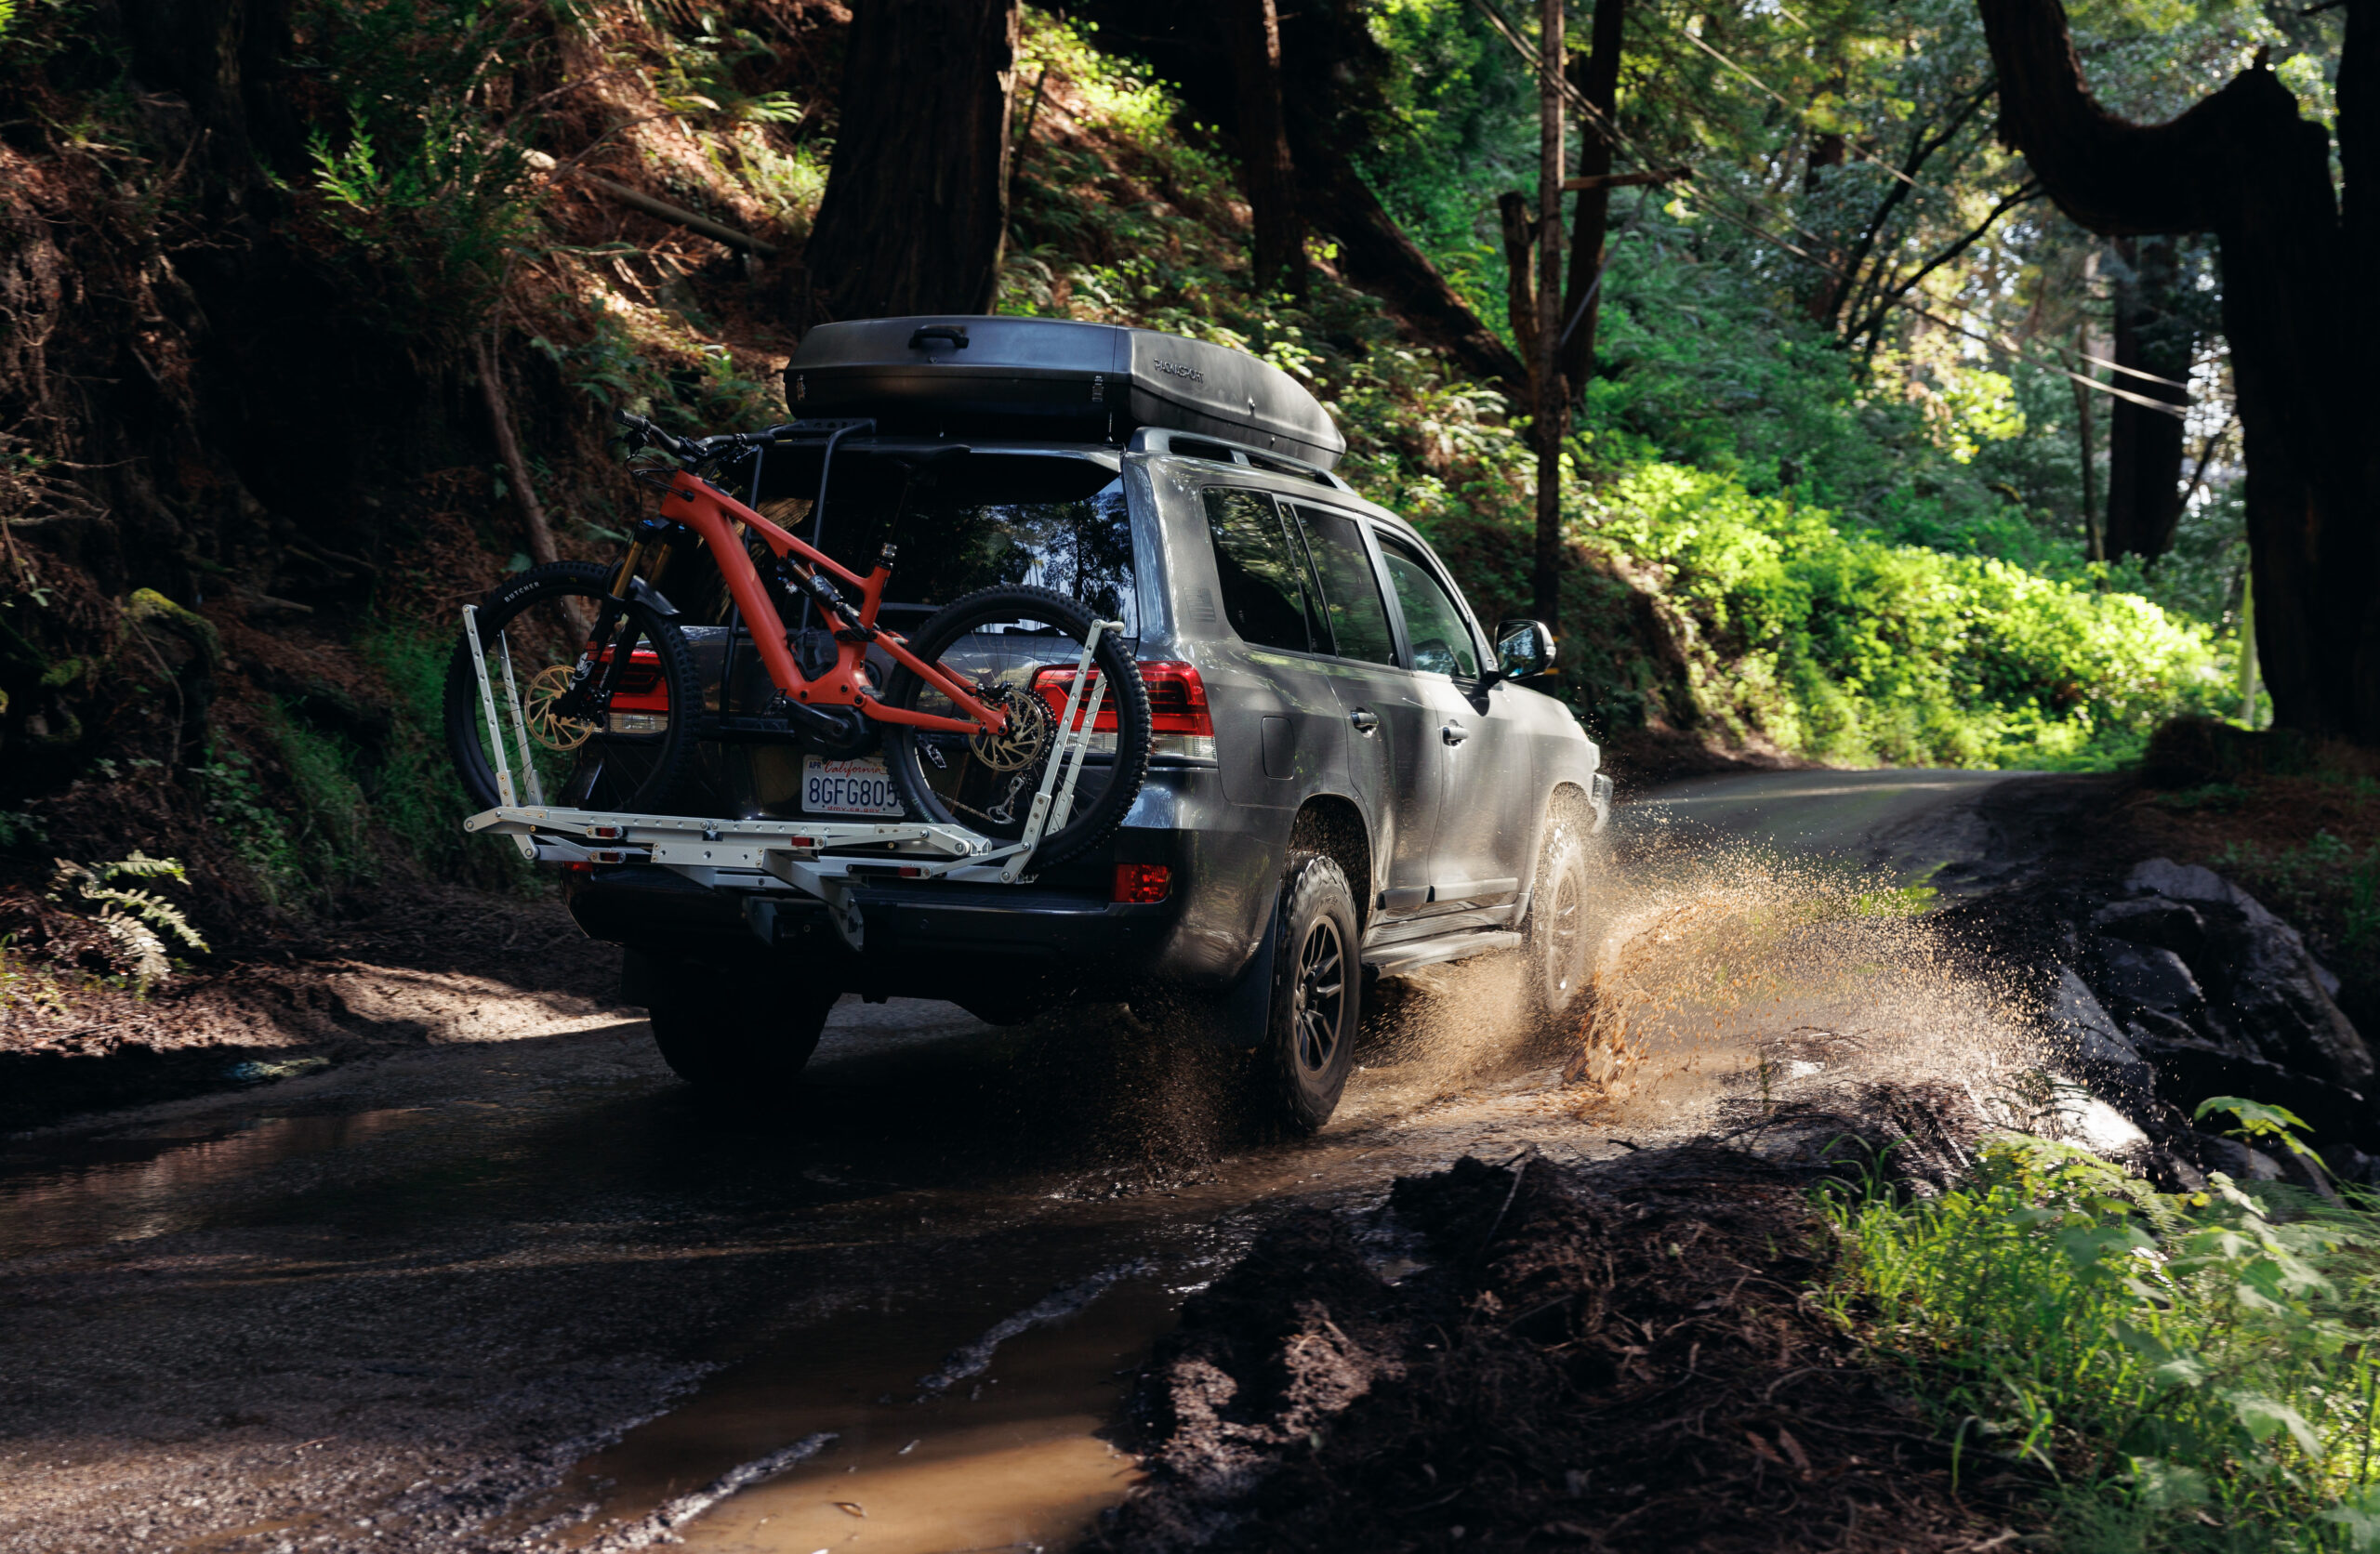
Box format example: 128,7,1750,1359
48,851,209,990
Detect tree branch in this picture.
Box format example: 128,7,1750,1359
1843,180,2043,352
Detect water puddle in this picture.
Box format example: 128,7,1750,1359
0,1107,429,1258
517,1267,1180,1552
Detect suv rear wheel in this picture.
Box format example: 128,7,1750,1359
1245,853,1361,1135
646,961,840,1094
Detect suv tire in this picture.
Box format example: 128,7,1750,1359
1524,809,1593,1031
1247,853,1361,1135
646,961,839,1094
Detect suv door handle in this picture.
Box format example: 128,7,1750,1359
1348,708,1380,734
1440,721,1468,746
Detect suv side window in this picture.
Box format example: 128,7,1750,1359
1288,505,1398,667
1201,488,1319,652
1376,534,1480,678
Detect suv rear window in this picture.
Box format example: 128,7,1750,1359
1202,488,1320,652
764,450,1136,628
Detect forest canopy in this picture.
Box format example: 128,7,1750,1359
0,0,2347,910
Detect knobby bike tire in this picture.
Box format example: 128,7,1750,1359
880,585,1152,868
442,560,701,814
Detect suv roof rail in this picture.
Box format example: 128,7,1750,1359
1129,428,1352,492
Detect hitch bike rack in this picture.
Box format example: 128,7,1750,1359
459,604,1125,951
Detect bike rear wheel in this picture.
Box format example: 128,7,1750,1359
880,586,1151,868
443,560,701,814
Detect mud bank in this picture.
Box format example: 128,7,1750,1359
1091,1141,2016,1553
0,886,628,1133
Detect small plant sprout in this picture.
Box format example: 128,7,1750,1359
47,852,209,990
2197,1095,2328,1170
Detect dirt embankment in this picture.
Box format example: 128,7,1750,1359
1091,1145,2016,1554
0,884,628,1133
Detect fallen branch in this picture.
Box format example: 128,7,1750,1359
472,334,559,569
527,151,779,257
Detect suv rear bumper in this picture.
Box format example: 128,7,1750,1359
572,863,1173,983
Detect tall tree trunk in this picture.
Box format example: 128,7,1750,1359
1228,0,1305,296
1557,0,1626,391
1530,0,1567,627
117,0,297,215
800,0,1021,326
2071,331,2102,563
1978,0,2378,742
1067,0,1527,398
2103,236,2195,560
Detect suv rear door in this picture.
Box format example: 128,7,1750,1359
1283,502,1445,916
1196,487,1345,802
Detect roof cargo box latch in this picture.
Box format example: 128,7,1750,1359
908,325,969,351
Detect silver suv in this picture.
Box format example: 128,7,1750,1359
575,319,1608,1132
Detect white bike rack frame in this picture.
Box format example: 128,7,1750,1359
460,606,1125,951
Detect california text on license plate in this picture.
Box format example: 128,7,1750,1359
802,756,905,817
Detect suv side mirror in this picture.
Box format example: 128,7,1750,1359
1493,618,1556,682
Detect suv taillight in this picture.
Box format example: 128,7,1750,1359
1030,661,1214,758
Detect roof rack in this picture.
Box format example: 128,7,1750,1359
1128,428,1353,492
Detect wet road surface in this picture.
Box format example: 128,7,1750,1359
0,768,2043,1554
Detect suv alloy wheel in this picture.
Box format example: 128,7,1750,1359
1526,812,1593,1031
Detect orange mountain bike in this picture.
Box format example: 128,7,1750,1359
443,412,1153,867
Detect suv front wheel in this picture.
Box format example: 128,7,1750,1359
646,960,840,1095
1245,854,1361,1135
1524,810,1593,1031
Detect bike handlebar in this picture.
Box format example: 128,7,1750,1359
614,409,781,464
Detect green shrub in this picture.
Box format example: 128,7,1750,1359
1826,1131,2380,1549
1593,462,2231,768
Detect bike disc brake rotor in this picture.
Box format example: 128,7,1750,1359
523,664,597,751
968,683,1053,772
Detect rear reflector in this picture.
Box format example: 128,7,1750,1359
1113,863,1172,903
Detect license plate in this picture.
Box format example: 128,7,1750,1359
802,755,905,817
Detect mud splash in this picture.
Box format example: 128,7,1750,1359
1565,826,2058,1148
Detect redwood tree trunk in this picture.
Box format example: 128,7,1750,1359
1556,0,1626,391
2103,235,2194,561
800,0,1021,325
1228,0,1305,296
1979,0,2379,741
1530,0,1566,626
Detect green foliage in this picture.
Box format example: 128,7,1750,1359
1826,1136,2380,1550
2215,831,2380,967
192,745,309,909
47,852,207,989
355,620,537,891
2199,1096,2327,1166
1001,10,2236,769
294,0,537,325
1594,461,2231,767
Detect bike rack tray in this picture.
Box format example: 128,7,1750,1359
464,804,1045,951
459,606,1124,952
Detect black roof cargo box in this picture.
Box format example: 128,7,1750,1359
786,316,1346,469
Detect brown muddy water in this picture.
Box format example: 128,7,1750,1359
0,769,2059,1554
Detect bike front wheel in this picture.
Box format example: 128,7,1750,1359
880,586,1151,868
443,560,701,814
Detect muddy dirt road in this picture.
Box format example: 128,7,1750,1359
0,769,2030,1554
